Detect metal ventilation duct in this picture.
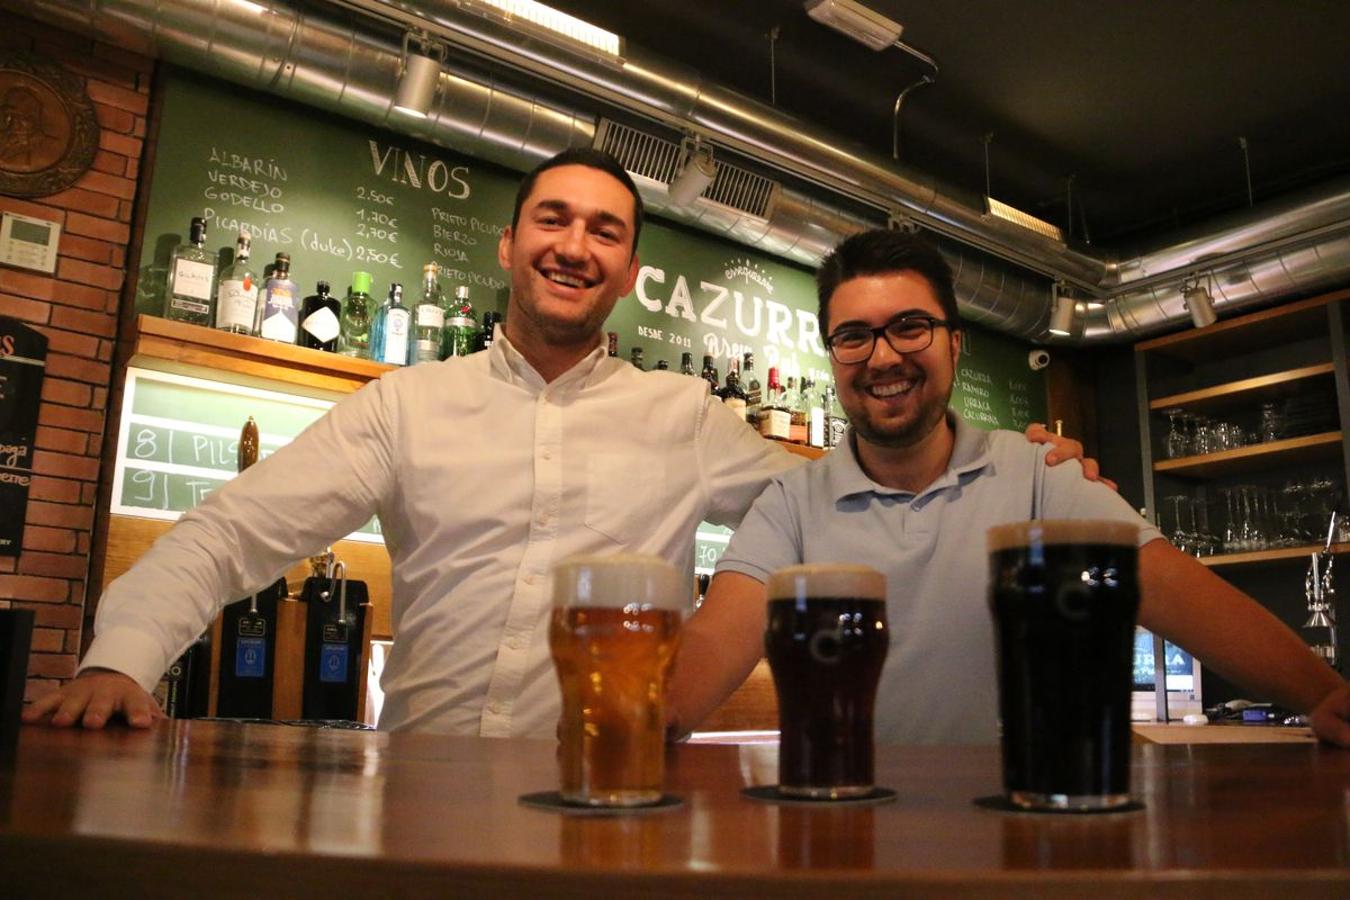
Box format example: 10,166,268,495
12,0,1350,344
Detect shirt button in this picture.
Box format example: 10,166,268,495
542,448,553,460
524,573,537,585
487,701,504,715
506,637,524,651
537,513,550,526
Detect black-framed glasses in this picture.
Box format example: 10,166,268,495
824,314,953,364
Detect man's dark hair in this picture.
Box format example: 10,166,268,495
511,147,644,253
816,229,961,334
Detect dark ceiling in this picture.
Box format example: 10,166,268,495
548,0,1350,246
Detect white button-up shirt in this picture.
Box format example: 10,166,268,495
83,337,799,736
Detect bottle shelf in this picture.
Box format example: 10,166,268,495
1149,363,1336,415
782,442,827,461
1198,542,1350,569
1153,431,1343,478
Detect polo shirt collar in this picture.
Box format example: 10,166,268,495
826,408,995,501
489,334,610,393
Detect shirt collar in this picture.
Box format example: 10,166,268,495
488,334,611,394
826,408,995,502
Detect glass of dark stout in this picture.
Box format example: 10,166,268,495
765,564,889,799
987,520,1141,811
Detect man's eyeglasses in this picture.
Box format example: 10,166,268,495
824,314,953,364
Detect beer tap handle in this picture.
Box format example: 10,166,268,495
333,561,348,625
239,417,260,615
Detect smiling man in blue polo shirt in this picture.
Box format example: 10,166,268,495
668,228,1350,747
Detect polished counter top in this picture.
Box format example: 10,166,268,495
1,720,1347,898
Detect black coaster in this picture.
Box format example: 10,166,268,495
517,791,684,816
973,795,1145,815
741,785,897,807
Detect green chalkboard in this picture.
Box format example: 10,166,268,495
136,70,520,318
110,368,382,541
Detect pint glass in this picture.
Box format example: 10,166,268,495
549,554,684,807
764,564,889,798
987,520,1141,811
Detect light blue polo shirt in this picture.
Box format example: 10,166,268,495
716,410,1162,745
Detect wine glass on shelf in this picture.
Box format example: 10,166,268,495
1162,408,1188,459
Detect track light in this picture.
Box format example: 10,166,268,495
804,0,903,51
1182,277,1217,328
1047,283,1076,337
668,141,716,207
394,33,444,118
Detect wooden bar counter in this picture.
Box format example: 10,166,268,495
1,720,1347,898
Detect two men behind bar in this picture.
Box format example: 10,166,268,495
24,148,1350,747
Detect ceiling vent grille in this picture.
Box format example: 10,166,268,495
595,119,778,219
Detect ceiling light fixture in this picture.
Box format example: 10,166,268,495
393,32,445,118
469,0,622,57
804,0,903,51
1048,282,1077,336
1182,276,1218,328
668,139,717,208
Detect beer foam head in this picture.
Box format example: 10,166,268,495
552,553,686,611
765,563,885,603
987,519,1140,553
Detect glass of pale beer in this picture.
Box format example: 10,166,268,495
987,520,1141,811
765,563,889,799
549,554,685,807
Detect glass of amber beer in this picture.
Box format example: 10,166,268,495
549,554,684,807
765,564,889,799
987,520,1141,811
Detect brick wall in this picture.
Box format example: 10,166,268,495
0,18,151,702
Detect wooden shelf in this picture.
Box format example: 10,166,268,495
782,442,827,460
1153,431,1343,478
1199,542,1350,569
1135,289,1348,363
130,315,393,395
1149,363,1336,415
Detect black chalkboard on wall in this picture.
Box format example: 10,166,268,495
0,316,47,557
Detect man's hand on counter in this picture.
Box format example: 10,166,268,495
1025,422,1118,491
1310,682,1350,748
21,668,164,730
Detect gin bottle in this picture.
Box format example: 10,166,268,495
339,271,373,358
824,384,846,449
721,358,748,422
214,229,257,335
742,352,762,424
371,283,410,366
680,352,696,377
442,285,478,358
412,262,446,364
758,367,792,441
299,281,341,352
257,253,299,344
165,216,216,326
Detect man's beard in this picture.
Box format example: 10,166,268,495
846,376,952,450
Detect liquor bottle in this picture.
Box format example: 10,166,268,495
476,311,502,352
257,253,299,344
680,352,696,377
165,216,217,326
299,281,341,352
742,352,762,425
722,358,748,422
824,384,847,449
412,263,446,363
371,283,410,365
630,347,646,370
787,376,808,444
214,230,257,335
807,378,827,448
443,285,478,358
701,354,719,394
655,359,669,370
758,366,792,441
339,271,373,358
607,332,619,357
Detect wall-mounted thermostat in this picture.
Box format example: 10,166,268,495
0,212,62,274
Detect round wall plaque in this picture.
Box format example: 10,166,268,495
0,51,100,197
